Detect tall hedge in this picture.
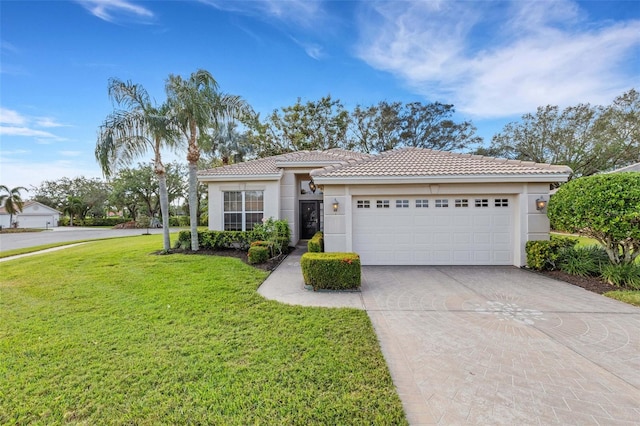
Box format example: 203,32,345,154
548,172,640,265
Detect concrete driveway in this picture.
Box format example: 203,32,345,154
260,249,640,425
362,266,640,425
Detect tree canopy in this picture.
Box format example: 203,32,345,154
548,172,640,264
484,89,639,178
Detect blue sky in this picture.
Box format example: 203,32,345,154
1,0,638,194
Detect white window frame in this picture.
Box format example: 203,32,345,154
223,190,264,231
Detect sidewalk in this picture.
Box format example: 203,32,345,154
257,245,364,309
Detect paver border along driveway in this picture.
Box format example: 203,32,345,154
362,266,640,425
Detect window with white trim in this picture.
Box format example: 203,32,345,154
223,190,264,231
435,199,449,208
357,200,371,209
415,199,429,208
455,199,469,207
377,200,390,208
475,199,489,208
396,199,409,208
495,198,509,207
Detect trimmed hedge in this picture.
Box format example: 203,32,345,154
175,230,254,250
301,252,361,291
174,220,291,254
248,246,270,264
308,231,324,253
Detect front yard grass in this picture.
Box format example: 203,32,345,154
604,290,640,307
0,236,406,425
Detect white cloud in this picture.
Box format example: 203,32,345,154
290,37,324,60
0,126,60,139
76,0,154,23
35,117,69,128
200,0,324,28
355,0,640,118
59,151,83,157
0,108,27,125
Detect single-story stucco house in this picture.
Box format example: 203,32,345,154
198,148,571,266
0,200,61,229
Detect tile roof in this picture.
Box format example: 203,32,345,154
198,149,373,177
606,162,640,173
198,147,572,180
311,148,572,178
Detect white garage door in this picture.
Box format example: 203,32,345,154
352,196,513,265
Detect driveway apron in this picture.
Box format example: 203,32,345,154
362,266,640,425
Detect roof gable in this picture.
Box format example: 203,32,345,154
0,201,61,215
198,149,373,180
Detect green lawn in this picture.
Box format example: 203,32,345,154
604,290,640,307
0,236,406,425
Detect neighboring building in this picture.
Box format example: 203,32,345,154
0,201,61,229
606,162,640,173
198,148,571,267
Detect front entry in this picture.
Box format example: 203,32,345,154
300,200,322,239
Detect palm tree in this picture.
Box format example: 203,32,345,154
63,196,84,226
0,185,26,227
96,78,178,251
166,69,252,251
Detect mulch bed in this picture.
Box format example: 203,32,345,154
538,269,616,294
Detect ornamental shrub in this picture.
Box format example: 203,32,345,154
558,245,607,277
600,263,640,289
301,252,360,291
248,246,270,264
548,172,640,265
252,218,291,255
308,231,324,253
525,236,577,271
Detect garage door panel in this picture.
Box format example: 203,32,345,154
433,232,451,244
453,233,471,244
493,215,511,226
353,195,514,266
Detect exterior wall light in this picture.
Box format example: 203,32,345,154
308,180,317,193
332,199,339,212
536,197,547,211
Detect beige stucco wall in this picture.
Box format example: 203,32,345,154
321,181,554,267
207,180,281,231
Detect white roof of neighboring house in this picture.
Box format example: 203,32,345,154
605,162,640,173
198,147,572,183
0,200,61,215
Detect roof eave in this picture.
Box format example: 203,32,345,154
197,172,283,182
312,174,572,185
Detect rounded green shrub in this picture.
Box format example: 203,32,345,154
248,246,270,264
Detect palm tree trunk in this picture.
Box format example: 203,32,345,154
188,162,199,251
158,173,171,251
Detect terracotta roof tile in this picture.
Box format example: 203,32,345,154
311,148,572,178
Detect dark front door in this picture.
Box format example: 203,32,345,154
300,200,321,239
